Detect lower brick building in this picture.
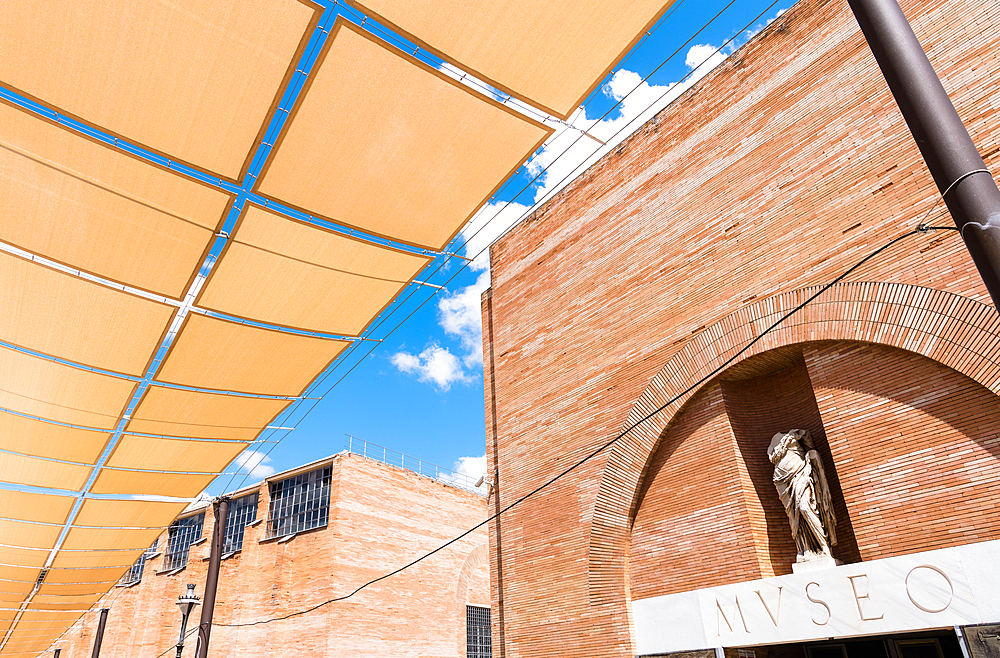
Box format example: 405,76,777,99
481,0,1000,655
50,451,490,658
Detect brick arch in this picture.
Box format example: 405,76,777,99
588,281,1000,608
455,543,489,658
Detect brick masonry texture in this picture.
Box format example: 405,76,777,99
481,0,1000,655
52,454,488,658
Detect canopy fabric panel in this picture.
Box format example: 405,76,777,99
0,592,26,605
0,636,60,649
4,644,63,656
90,470,218,499
198,205,432,334
49,551,143,570
0,636,61,653
61,527,161,552
0,567,36,584
26,601,97,611
256,19,552,251
0,491,74,525
0,347,136,430
0,0,320,180
0,414,110,464
17,610,86,622
157,313,349,396
4,643,61,654
2,645,55,654
32,583,108,598
345,0,675,120
0,253,174,375
74,499,185,530
5,617,73,630
32,593,103,608
0,452,91,491
0,582,32,596
127,384,291,440
0,549,48,571
0,101,232,299
107,436,248,474
4,637,59,645
41,568,128,585
0,520,60,550
1,625,62,635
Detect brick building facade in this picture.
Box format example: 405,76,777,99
481,0,1000,655
51,453,489,658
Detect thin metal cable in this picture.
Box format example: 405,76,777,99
215,225,960,627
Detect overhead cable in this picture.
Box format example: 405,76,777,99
214,224,960,627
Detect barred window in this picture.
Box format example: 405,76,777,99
163,513,204,571
222,492,259,553
266,466,331,538
120,540,158,585
467,605,492,658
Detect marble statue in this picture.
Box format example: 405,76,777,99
767,429,837,562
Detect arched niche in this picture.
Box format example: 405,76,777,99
588,282,1000,609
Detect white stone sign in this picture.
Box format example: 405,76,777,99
632,540,1000,655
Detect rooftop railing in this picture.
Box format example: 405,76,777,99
345,435,485,496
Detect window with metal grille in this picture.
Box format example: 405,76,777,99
222,492,259,553
163,513,204,571
266,465,331,538
120,540,158,585
467,605,492,658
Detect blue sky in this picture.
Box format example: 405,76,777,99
213,0,798,494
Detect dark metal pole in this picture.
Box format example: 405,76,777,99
54,649,61,658
194,497,229,658
89,608,109,658
847,0,1000,309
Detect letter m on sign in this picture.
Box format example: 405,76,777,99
716,596,749,636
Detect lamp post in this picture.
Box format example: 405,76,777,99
175,584,201,658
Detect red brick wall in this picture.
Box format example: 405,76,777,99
53,454,488,658
804,341,1000,559
631,346,909,600
631,385,758,600
483,0,1000,653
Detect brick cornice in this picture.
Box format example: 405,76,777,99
588,281,1000,606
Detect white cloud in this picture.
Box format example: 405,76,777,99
685,44,724,70
439,454,487,493
438,270,491,368
391,344,473,390
233,449,275,478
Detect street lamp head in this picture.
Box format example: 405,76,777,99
176,584,201,618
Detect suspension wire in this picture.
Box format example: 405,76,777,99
214,225,960,628
220,0,787,495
